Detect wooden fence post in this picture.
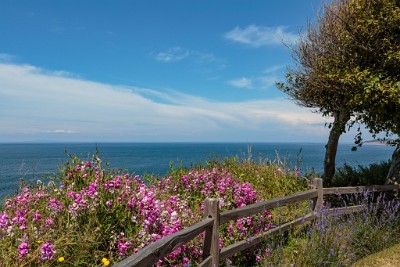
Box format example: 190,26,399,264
202,198,220,267
311,178,323,212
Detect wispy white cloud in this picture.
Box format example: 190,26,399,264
228,77,253,89
152,47,226,70
0,53,15,62
257,75,278,89
0,62,331,142
193,52,227,69
46,129,77,134
224,25,298,47
153,47,189,62
264,65,284,74
228,65,282,90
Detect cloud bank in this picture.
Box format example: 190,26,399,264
0,62,329,142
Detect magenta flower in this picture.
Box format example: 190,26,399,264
47,198,64,213
117,239,131,256
18,240,29,258
227,224,234,236
106,199,113,207
265,247,272,257
0,213,9,230
40,241,56,260
45,218,54,227
183,256,190,265
33,213,41,222
256,255,262,262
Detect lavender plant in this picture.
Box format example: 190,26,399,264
278,191,400,267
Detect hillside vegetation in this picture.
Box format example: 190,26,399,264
0,154,399,266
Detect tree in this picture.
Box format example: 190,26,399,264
277,0,400,184
352,0,400,184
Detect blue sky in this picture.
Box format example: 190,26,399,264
0,0,366,143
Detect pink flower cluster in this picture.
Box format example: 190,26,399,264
176,168,258,209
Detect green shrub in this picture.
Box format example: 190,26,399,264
331,160,391,187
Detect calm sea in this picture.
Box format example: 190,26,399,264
0,142,394,200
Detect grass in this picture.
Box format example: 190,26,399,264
352,243,400,267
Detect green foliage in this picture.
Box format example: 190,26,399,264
279,0,400,137
277,0,400,182
331,160,392,187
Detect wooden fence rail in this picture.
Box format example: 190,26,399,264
113,179,399,267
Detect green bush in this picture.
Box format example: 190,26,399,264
331,160,391,187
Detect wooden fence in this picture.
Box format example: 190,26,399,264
113,179,399,267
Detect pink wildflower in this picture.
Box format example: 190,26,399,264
47,198,64,212
256,255,262,262
18,240,29,258
183,256,190,266
227,224,234,236
33,213,41,222
45,218,54,227
40,241,56,260
106,199,113,207
265,247,272,257
0,213,9,230
117,239,131,256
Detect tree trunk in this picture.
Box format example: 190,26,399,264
323,109,350,185
386,144,400,185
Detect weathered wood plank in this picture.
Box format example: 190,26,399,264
323,185,398,195
219,212,317,260
311,178,323,211
220,189,318,224
112,218,213,267
201,198,220,267
198,256,212,267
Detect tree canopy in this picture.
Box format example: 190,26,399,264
277,0,400,182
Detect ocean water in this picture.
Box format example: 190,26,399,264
0,142,394,201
